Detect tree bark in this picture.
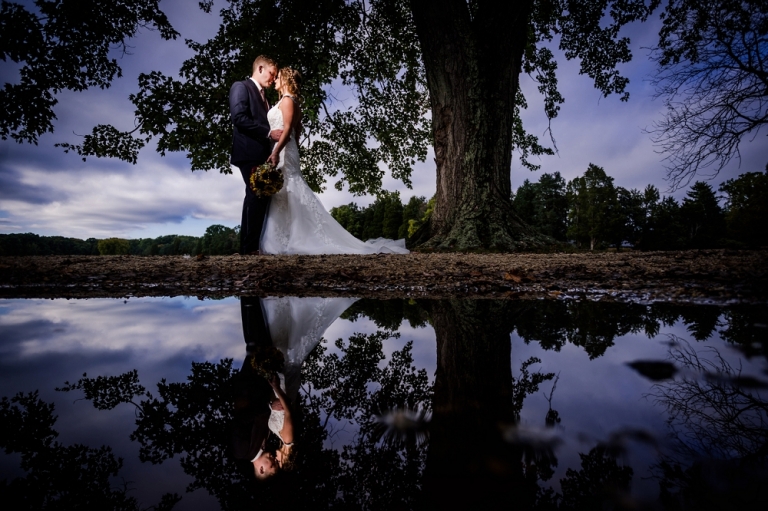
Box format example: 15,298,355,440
409,0,550,251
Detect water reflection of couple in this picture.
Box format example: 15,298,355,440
232,296,356,480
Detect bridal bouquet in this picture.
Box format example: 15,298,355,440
249,162,284,197
249,346,285,380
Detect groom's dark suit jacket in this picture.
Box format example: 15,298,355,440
229,78,272,253
230,79,272,165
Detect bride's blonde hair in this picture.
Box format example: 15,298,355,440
278,67,302,102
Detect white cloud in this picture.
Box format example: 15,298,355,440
1,153,245,238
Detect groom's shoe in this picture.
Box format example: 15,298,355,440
246,250,262,255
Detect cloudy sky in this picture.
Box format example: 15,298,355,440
1,1,765,240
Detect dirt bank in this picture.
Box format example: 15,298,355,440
1,250,766,304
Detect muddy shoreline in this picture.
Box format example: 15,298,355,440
2,250,766,304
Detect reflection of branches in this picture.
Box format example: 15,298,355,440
545,373,561,427
302,329,432,508
0,391,180,510
512,357,556,421
649,336,768,460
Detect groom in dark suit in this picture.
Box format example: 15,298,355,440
229,55,283,255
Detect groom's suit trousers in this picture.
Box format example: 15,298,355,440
236,163,271,254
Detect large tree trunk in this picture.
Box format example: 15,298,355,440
409,0,549,251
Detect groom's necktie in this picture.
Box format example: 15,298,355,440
259,87,269,110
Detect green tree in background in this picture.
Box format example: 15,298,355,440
399,196,428,239
566,164,620,250
719,169,768,247
331,193,427,242
512,172,568,241
330,203,364,240
511,179,539,228
615,187,645,248
201,224,239,255
636,184,661,249
536,172,569,241
647,196,688,250
0,234,99,256
406,197,433,239
680,181,725,248
380,191,404,240
97,237,130,255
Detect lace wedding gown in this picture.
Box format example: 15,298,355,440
261,97,409,255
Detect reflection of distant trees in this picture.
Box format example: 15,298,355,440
533,446,634,511
340,298,430,330
513,302,726,358
719,305,768,360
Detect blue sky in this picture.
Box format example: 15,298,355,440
1,1,765,240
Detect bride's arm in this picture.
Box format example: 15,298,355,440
268,98,296,167
269,375,294,444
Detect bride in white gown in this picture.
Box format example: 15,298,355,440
261,67,409,255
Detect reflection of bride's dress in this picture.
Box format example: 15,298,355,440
263,296,358,402
261,97,409,254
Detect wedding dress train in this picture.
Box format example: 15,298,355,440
261,97,409,255
262,296,358,403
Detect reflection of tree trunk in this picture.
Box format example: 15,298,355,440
422,300,535,509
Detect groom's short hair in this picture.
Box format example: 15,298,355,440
253,55,277,73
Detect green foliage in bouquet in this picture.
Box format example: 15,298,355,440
249,346,285,380
249,163,284,198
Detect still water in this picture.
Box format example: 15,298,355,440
0,297,766,510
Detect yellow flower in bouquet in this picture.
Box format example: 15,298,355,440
249,346,285,380
249,162,284,197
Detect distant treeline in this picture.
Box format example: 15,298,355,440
3,166,765,255
512,165,768,250
336,166,767,250
0,225,240,256
330,191,433,241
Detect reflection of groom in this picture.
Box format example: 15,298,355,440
229,55,283,255
231,296,278,479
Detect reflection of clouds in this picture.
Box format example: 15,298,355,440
0,298,243,361
0,295,234,510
